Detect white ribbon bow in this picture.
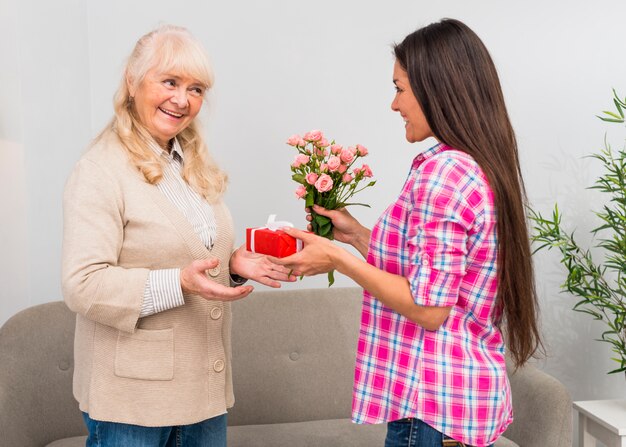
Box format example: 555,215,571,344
264,214,294,231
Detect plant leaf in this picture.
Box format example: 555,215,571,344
314,214,331,226
341,202,371,207
327,270,335,287
292,174,306,184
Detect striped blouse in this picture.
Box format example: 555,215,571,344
139,139,218,317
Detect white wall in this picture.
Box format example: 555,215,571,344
2,0,626,430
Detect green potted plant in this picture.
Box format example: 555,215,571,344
529,89,626,375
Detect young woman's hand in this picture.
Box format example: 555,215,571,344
268,227,342,277
229,244,297,288
306,205,371,257
180,259,253,301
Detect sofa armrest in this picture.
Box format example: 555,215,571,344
0,301,86,447
503,361,572,447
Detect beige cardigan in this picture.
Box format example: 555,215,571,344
62,131,235,426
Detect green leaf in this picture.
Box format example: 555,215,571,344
603,111,623,120
342,202,371,207
305,191,315,208
614,99,625,118
599,116,625,123
326,196,338,209
327,270,335,287
318,222,332,237
314,214,331,226
292,174,306,184
613,88,626,106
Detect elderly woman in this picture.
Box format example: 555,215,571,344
62,24,292,446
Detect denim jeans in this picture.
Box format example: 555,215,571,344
82,412,227,447
385,418,494,447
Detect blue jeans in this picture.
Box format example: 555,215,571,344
82,412,227,447
385,418,494,447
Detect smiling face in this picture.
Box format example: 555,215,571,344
129,69,206,149
391,60,434,143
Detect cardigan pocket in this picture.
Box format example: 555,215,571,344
114,328,174,381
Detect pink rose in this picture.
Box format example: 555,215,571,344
292,154,310,168
340,146,357,164
360,164,373,177
295,185,307,199
317,138,330,148
305,173,319,185
314,147,328,157
330,144,343,155
287,134,301,146
314,174,334,193
327,156,341,171
303,129,323,142
338,164,348,174
342,173,354,183
319,163,328,173
356,144,369,156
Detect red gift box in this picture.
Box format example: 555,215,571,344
246,228,299,258
246,215,302,258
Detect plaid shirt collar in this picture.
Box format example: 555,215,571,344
411,142,447,169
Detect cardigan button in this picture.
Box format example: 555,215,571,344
208,265,221,277
210,307,222,320
213,359,225,372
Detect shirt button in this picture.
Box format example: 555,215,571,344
210,307,222,320
213,359,225,372
422,258,430,266
417,154,424,161
208,265,221,277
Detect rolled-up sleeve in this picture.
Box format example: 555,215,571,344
407,157,481,307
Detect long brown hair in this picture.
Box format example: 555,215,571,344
394,18,543,368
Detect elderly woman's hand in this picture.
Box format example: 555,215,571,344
181,259,253,301
229,244,297,288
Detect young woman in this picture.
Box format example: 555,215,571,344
272,18,542,447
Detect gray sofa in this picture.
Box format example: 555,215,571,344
0,287,572,447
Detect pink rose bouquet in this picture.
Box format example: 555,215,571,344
287,130,376,285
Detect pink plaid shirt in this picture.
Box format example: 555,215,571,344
352,143,512,446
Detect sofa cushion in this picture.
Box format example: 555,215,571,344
45,429,519,447
495,436,519,447
228,418,386,446
46,436,86,447
228,419,518,447
229,287,364,425
44,421,384,447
